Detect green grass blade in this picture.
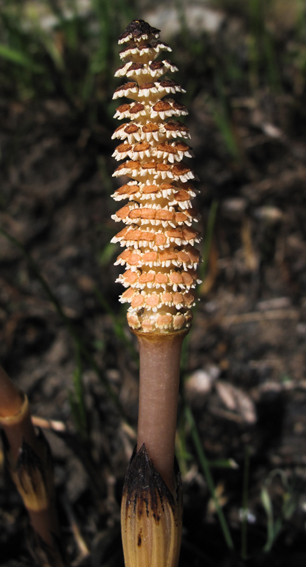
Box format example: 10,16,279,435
209,459,239,469
0,43,43,72
94,287,138,364
69,355,88,439
185,404,234,550
261,486,274,552
200,199,219,281
241,446,250,560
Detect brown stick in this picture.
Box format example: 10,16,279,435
136,330,186,492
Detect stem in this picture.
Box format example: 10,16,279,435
0,365,24,416
0,366,39,462
136,330,187,493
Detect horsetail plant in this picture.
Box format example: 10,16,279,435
0,365,65,567
111,20,201,567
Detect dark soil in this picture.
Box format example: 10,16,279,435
1,11,306,567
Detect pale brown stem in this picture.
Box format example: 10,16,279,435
30,507,60,549
0,365,24,417
0,366,39,462
136,330,187,493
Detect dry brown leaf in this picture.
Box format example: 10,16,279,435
215,381,256,424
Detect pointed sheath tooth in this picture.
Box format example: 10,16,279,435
5,432,54,513
121,444,182,567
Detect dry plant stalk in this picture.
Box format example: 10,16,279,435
0,365,65,567
112,19,200,567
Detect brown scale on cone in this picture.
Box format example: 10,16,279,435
111,19,201,333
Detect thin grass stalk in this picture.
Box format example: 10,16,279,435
241,445,250,560
184,404,234,550
200,199,219,282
